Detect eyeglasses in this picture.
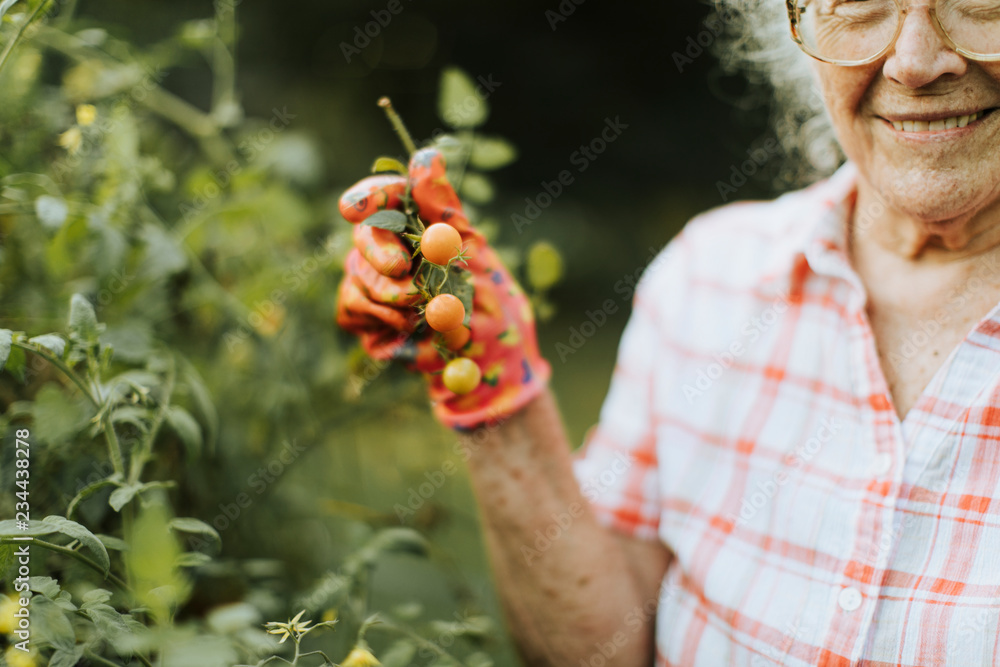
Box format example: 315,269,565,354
786,0,1000,66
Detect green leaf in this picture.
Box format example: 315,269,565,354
67,475,122,519
0,0,21,22
96,534,130,551
526,240,565,291
166,406,203,458
28,333,67,358
68,293,101,345
469,136,518,171
31,385,91,447
49,646,85,667
110,481,176,513
0,329,11,371
174,552,212,568
30,595,76,651
439,67,488,129
0,516,110,575
82,589,114,606
29,576,61,599
371,157,408,175
4,345,25,382
109,483,143,512
43,515,112,575
169,518,220,549
83,601,133,644
35,195,69,231
459,173,494,204
363,210,407,233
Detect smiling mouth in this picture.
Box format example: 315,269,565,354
886,108,997,133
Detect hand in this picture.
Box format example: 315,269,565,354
336,148,551,430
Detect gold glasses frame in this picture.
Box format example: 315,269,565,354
785,0,1000,66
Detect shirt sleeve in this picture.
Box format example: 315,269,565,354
571,234,687,542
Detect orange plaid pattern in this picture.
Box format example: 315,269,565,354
574,163,1000,666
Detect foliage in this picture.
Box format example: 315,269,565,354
0,1,560,665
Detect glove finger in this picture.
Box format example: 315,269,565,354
409,148,471,233
337,268,418,332
346,249,422,308
339,174,407,224
360,330,414,362
353,224,412,278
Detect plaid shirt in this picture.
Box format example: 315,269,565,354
573,162,1000,666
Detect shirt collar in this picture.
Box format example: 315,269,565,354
760,161,864,295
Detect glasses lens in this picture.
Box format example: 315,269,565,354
795,0,901,63
938,0,1000,58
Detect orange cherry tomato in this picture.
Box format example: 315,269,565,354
420,223,463,266
441,325,471,351
443,358,481,394
425,294,465,332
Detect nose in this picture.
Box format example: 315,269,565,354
882,6,967,88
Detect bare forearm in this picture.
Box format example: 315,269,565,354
463,390,659,666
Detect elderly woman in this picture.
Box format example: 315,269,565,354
336,0,1000,664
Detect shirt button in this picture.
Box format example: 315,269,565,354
870,452,893,477
838,586,863,612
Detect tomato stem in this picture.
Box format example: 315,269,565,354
377,97,418,157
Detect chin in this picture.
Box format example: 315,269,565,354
868,162,1000,225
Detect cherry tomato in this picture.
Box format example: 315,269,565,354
420,223,463,266
443,358,481,394
426,294,465,332
441,325,471,351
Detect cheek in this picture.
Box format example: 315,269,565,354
811,63,882,146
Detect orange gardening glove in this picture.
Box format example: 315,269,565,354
336,148,551,430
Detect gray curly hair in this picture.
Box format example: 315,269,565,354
710,0,846,187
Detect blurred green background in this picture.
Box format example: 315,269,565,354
0,1,783,665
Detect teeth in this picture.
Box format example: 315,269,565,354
893,111,985,132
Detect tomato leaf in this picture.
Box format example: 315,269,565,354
469,136,518,171
439,67,488,129
371,157,408,175
0,329,11,371
363,210,407,233
169,517,220,550
28,333,67,359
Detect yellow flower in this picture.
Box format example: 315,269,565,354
4,645,38,667
264,609,312,644
341,645,381,667
58,126,83,154
76,104,97,126
0,595,17,634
